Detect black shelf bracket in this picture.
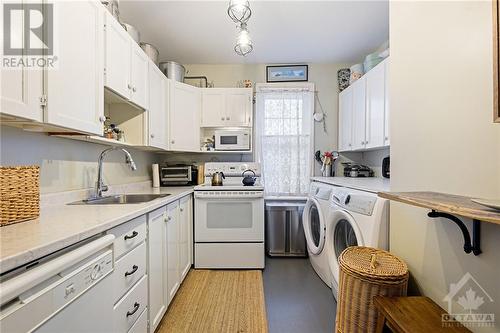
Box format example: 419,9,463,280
427,210,482,256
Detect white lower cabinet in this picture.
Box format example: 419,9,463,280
108,217,148,333
147,206,168,332
179,195,193,282
166,201,180,304
147,194,193,331
113,275,148,333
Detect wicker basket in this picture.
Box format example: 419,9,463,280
0,166,40,226
335,246,409,333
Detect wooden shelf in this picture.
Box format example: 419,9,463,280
378,191,500,225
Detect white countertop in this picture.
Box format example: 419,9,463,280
0,185,193,274
311,176,390,193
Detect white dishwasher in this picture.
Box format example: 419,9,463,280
0,235,115,333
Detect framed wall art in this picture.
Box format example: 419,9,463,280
266,65,308,83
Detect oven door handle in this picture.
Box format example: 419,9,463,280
194,192,264,199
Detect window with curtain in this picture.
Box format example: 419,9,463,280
255,84,314,197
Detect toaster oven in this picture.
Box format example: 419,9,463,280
160,165,198,186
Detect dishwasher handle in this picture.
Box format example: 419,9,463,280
0,234,115,305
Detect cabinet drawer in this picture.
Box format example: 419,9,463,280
128,308,147,333
114,275,148,333
114,241,147,303
108,215,147,258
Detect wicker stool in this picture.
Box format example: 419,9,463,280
335,246,409,333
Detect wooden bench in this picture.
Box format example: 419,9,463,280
373,296,472,333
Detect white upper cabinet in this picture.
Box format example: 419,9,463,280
365,61,386,149
338,58,390,152
201,89,226,127
225,89,252,126
201,88,252,127
148,63,168,150
104,12,147,110
169,81,201,152
130,44,149,108
1,57,43,121
351,78,367,151
45,0,104,135
103,12,130,99
338,88,353,151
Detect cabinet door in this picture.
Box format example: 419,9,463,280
169,82,201,152
0,1,43,122
166,201,180,305
148,63,168,150
351,78,367,150
45,0,104,135
130,43,149,109
104,12,130,99
338,88,353,151
179,195,192,282
225,88,252,126
384,60,390,146
147,207,168,332
365,61,386,149
201,88,225,127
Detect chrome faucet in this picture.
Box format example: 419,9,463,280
95,147,137,198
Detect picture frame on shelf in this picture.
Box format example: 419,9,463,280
266,65,308,83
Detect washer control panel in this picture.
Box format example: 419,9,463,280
331,189,377,216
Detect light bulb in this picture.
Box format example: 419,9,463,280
235,24,253,56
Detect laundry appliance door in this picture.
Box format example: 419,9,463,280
327,209,363,299
302,198,326,255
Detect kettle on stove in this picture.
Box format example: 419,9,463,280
211,172,225,186
242,169,256,186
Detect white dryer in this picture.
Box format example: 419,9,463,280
326,187,389,299
302,182,334,288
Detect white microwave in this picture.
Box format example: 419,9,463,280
214,129,251,151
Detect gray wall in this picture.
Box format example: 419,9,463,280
0,126,157,193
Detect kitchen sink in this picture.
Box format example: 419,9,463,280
69,194,171,205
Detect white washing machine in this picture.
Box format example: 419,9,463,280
326,187,389,299
302,182,334,288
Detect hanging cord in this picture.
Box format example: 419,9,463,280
314,91,327,134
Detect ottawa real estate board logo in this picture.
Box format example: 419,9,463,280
2,2,57,69
443,273,495,328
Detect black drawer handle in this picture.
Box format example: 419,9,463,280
126,302,140,317
124,265,138,277
124,231,138,240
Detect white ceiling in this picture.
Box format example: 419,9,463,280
119,1,389,64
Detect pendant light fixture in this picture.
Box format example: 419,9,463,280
228,0,254,56
234,23,253,56
227,0,251,24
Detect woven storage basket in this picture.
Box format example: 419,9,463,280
335,246,409,333
0,166,40,226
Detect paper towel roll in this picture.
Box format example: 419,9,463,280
152,164,160,188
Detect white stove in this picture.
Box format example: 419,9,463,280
194,162,265,269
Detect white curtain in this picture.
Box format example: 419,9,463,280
255,85,314,197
